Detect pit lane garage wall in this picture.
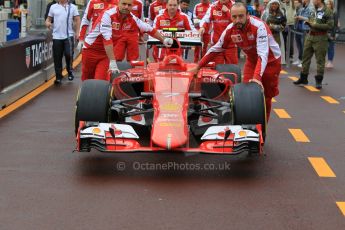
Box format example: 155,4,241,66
0,31,79,109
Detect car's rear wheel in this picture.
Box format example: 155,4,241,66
231,82,266,139
216,64,242,84
75,79,113,134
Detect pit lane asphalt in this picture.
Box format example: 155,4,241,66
1,45,345,229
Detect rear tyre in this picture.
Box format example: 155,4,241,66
75,80,113,134
216,64,242,83
231,82,266,138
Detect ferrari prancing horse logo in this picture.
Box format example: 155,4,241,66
231,34,243,43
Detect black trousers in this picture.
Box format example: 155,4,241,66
283,25,294,60
53,37,74,80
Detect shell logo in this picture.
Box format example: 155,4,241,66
159,122,181,127
161,103,180,111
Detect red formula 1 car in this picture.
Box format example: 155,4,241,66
75,30,266,156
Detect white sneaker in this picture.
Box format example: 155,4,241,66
292,60,301,65
297,63,302,68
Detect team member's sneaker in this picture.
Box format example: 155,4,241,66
326,61,334,68
54,79,62,85
68,73,74,81
292,60,301,65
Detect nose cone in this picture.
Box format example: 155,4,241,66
152,132,188,150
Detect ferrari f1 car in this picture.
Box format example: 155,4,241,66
75,30,266,155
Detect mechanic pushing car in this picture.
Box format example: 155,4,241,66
199,0,238,65
81,0,173,81
193,0,211,62
78,0,117,52
191,2,281,121
152,0,195,61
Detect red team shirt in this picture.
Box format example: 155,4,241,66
79,0,117,41
200,0,234,44
193,2,210,31
131,0,143,19
153,9,194,30
149,0,167,23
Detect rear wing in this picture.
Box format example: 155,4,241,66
147,29,202,47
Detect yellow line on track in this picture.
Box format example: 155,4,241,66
274,109,291,118
304,85,320,92
321,96,340,104
288,129,310,142
308,157,336,177
336,202,345,216
0,55,82,119
289,76,299,81
280,70,288,74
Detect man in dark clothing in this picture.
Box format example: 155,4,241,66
45,0,57,21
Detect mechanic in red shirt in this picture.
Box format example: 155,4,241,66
81,0,173,81
131,0,143,18
199,0,238,65
192,2,281,120
152,0,195,61
148,0,167,25
193,0,211,62
114,0,145,61
78,0,117,51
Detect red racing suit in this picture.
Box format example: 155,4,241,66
148,0,166,25
82,7,157,81
79,0,117,42
152,9,195,61
193,1,211,62
199,16,281,120
199,0,238,65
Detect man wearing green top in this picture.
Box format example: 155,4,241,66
293,0,333,89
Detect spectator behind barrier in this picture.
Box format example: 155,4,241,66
253,0,263,18
281,0,296,63
292,0,315,67
293,0,303,66
326,0,339,69
265,0,286,48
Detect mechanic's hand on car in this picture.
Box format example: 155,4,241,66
188,65,200,78
163,38,174,47
198,27,205,35
109,60,120,74
249,78,264,90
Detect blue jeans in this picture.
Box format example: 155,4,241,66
295,31,304,61
328,40,335,61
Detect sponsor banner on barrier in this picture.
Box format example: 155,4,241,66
0,34,54,91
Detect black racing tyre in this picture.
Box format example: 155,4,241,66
110,61,132,83
216,64,242,84
75,80,113,134
231,82,266,137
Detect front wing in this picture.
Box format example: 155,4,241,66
76,122,264,155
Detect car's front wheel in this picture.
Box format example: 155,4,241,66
75,79,113,135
